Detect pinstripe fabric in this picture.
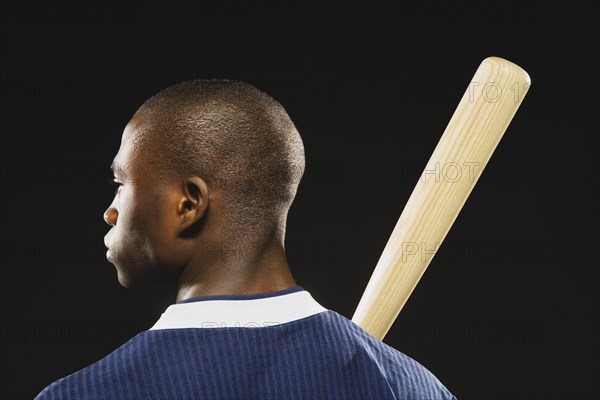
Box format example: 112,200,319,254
35,289,457,400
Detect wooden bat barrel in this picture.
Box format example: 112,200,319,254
352,57,531,340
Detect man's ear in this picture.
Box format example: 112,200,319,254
176,176,209,233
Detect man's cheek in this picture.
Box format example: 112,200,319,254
113,241,142,266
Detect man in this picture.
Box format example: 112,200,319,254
36,80,456,399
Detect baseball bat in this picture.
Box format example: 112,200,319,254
351,57,531,340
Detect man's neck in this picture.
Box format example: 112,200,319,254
175,240,297,303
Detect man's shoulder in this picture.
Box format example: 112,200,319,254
315,310,456,400
34,333,147,400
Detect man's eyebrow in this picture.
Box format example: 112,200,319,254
110,161,125,177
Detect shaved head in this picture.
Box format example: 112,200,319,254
128,79,305,245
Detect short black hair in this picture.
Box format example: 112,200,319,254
130,79,305,247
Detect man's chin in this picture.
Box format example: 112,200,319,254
115,271,154,289
114,267,176,290
116,271,135,288
111,261,144,289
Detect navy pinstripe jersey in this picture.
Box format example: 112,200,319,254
35,286,457,399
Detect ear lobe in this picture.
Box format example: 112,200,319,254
177,176,209,231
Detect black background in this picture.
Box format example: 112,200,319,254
1,1,598,399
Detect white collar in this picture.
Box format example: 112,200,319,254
149,286,328,330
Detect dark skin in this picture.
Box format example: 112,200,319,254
103,116,297,302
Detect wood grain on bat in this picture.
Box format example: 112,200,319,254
352,57,531,340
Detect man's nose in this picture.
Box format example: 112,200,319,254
104,207,118,227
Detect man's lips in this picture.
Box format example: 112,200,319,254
104,232,114,261
104,231,113,249
106,248,113,261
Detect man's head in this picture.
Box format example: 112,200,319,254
103,79,305,289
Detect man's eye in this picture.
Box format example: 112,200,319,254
108,179,123,195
